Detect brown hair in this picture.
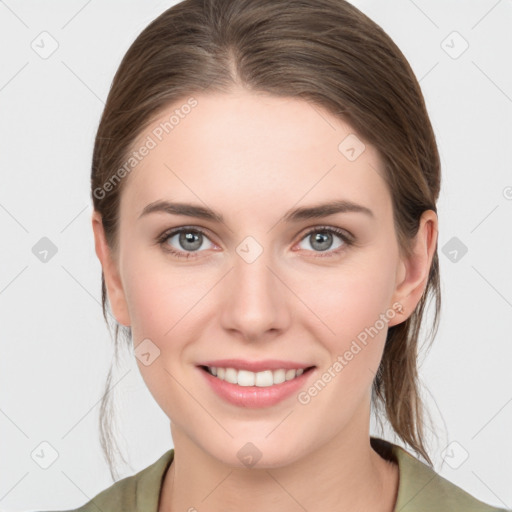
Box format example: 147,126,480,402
91,0,441,480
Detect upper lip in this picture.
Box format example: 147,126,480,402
198,359,315,372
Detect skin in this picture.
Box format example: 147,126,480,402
92,89,438,512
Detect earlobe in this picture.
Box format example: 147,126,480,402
388,210,438,327
91,211,131,327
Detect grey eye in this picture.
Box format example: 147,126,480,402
298,230,345,252
166,230,214,252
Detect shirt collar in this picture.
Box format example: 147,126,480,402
135,437,487,512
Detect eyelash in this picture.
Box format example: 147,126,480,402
155,225,354,260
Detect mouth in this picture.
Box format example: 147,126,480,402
197,363,318,408
198,364,316,387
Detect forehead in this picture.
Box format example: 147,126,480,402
120,91,391,224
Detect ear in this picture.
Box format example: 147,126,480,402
387,209,438,327
91,210,131,327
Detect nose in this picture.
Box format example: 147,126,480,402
220,247,292,343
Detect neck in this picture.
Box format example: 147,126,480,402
159,423,399,512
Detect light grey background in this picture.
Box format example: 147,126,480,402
1,1,511,511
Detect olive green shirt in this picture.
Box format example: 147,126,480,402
49,437,509,511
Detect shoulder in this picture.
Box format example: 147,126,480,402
41,449,174,512
387,440,509,512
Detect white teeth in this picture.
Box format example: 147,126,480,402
272,369,286,385
206,366,306,387
225,367,238,384
238,369,255,386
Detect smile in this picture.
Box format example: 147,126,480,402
198,365,317,408
201,365,315,387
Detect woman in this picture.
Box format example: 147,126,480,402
51,0,508,510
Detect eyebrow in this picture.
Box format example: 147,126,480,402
138,199,374,223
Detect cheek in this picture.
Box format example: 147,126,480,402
121,249,207,338
121,254,206,415
297,251,398,378
304,259,396,336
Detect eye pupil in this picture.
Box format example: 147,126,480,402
310,231,332,251
179,231,202,251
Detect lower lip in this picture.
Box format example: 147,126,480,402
197,366,316,408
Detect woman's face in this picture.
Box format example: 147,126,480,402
94,90,429,467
